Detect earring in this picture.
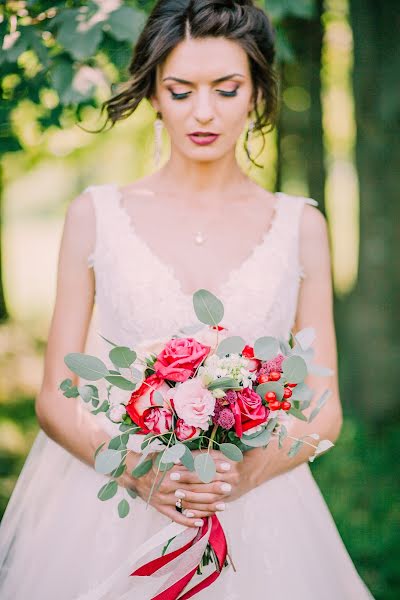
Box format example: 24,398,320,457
153,111,163,168
245,118,255,165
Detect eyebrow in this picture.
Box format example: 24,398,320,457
162,73,245,84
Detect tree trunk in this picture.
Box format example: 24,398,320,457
341,0,400,419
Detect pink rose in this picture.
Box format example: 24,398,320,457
154,338,211,382
142,406,173,435
126,373,173,433
175,418,200,441
170,379,215,430
231,387,269,438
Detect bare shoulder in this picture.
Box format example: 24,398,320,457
299,203,331,276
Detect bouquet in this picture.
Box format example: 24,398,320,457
60,288,334,599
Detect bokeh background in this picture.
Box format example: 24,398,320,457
0,1,398,598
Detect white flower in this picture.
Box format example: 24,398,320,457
200,353,257,388
109,404,126,423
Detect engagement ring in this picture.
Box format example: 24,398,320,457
175,498,183,513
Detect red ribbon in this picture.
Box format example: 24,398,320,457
130,515,228,600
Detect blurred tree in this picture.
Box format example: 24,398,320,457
341,1,400,419
0,0,317,323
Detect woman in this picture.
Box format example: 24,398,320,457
0,1,375,598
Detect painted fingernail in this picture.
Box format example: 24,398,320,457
195,520,203,527
175,490,186,499
220,483,232,493
170,472,181,481
220,462,231,471
184,511,194,518
216,502,226,511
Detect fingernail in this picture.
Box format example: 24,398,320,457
216,502,226,511
195,520,203,527
175,490,186,499
220,483,232,493
170,472,181,481
221,462,231,471
184,510,194,518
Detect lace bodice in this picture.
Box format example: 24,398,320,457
86,183,317,348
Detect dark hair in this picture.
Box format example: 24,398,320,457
103,0,278,166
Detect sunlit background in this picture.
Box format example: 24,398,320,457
0,1,398,598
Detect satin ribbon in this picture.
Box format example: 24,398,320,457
130,515,228,600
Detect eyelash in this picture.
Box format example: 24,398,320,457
170,88,239,100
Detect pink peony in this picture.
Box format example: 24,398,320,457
175,418,200,441
154,338,211,382
169,379,215,430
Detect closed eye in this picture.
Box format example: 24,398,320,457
170,88,239,100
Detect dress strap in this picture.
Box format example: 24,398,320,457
85,183,120,269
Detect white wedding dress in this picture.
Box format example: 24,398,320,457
0,183,375,599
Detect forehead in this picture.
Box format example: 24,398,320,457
158,37,250,81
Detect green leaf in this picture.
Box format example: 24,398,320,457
92,400,110,415
282,355,308,383
219,443,243,462
78,384,97,403
118,498,130,518
278,424,288,449
51,59,74,105
108,435,126,451
207,377,239,391
97,480,118,501
288,439,304,457
107,6,146,42
288,406,308,421
99,334,118,347
180,446,195,472
60,378,72,391
192,289,224,326
162,443,186,464
105,375,135,390
308,439,335,463
94,441,105,459
256,381,285,401
216,336,246,358
308,389,331,423
266,417,279,432
111,463,126,478
132,458,153,478
253,336,280,361
295,327,316,350
194,453,216,483
56,10,103,61
64,353,108,381
109,346,136,368
308,363,334,377
63,386,79,398
95,450,122,475
127,488,137,499
242,428,272,447
291,382,313,402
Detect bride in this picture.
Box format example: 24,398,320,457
0,1,375,598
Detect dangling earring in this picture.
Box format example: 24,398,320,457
245,118,255,166
153,111,163,168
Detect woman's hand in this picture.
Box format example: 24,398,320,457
117,450,233,528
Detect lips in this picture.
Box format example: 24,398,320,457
188,132,220,146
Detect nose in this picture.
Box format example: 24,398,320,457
193,87,215,125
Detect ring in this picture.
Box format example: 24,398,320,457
175,498,183,513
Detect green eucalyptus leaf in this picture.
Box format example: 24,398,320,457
162,443,186,464
308,363,334,377
308,389,331,423
291,382,314,402
92,400,110,415
95,449,122,475
64,353,108,381
107,6,146,42
97,480,118,501
63,386,79,398
94,441,105,459
132,458,153,478
216,336,246,358
118,498,130,518
253,336,280,361
242,428,272,447
180,446,195,472
256,381,285,401
288,406,308,422
109,346,136,368
294,327,316,350
288,439,304,457
111,463,126,478
192,289,224,326
219,443,243,462
99,334,118,347
194,453,216,483
282,355,308,383
207,377,239,391
105,375,135,390
278,424,288,449
127,488,137,499
60,378,72,391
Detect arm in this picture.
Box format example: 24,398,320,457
35,191,114,467
232,204,343,497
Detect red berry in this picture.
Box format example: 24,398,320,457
283,387,293,399
269,371,281,382
258,373,270,384
287,382,297,388
265,391,277,402
281,401,291,411
269,400,281,411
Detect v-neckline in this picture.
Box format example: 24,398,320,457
112,183,285,301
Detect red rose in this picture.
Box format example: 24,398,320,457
175,418,200,441
154,337,211,382
241,345,261,372
231,387,269,438
142,407,173,435
126,373,172,433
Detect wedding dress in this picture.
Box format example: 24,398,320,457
0,183,375,599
